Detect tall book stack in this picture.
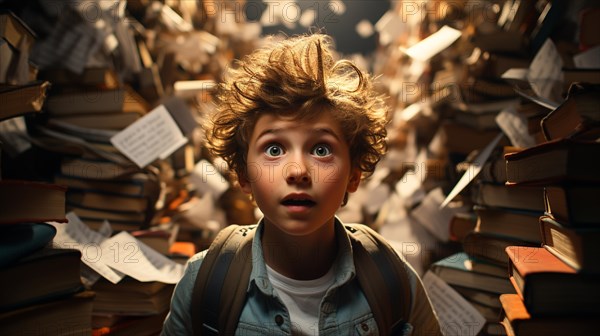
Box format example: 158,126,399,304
500,83,600,335
23,17,168,233
0,2,265,335
29,69,164,231
0,181,94,335
472,30,600,336
391,2,600,335
0,12,96,335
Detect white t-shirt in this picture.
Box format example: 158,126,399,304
266,265,336,336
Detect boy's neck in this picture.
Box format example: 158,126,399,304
261,220,338,281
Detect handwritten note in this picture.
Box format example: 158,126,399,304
423,271,485,336
111,105,187,168
99,231,184,284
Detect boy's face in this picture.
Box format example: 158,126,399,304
238,111,361,237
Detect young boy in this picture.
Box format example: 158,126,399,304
162,34,442,336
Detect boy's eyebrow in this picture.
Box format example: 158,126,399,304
256,127,342,141
313,127,342,141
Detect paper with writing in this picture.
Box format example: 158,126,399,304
50,212,125,284
423,271,485,336
440,133,503,208
496,106,536,148
111,105,187,168
99,231,184,283
402,26,462,62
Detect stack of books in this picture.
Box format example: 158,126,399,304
0,181,94,335
385,2,600,335
25,64,170,232
502,246,599,335
90,277,174,336
0,13,96,334
499,83,600,335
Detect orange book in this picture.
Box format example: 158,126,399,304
169,241,196,258
500,294,596,336
506,246,600,316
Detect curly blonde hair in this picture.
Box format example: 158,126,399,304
205,34,388,181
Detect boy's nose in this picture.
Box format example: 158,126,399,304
284,159,311,184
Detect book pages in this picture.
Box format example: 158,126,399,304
375,10,407,46
190,159,230,200
98,231,184,284
528,39,563,103
440,133,504,208
402,25,462,62
412,187,459,242
51,213,125,285
423,271,486,336
496,106,536,148
573,45,600,69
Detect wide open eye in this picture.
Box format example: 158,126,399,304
312,144,332,157
265,144,284,157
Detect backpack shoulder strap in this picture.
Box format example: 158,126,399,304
191,224,256,336
345,223,412,335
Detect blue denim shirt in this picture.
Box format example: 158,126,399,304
161,219,441,335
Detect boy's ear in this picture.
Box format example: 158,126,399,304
346,169,362,193
237,174,252,194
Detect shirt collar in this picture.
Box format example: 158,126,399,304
248,217,357,296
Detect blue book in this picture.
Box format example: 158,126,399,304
0,222,56,268
430,252,514,295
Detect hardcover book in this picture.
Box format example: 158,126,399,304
506,245,600,315
505,139,600,185
500,293,596,336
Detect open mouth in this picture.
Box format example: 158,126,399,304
281,199,316,207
